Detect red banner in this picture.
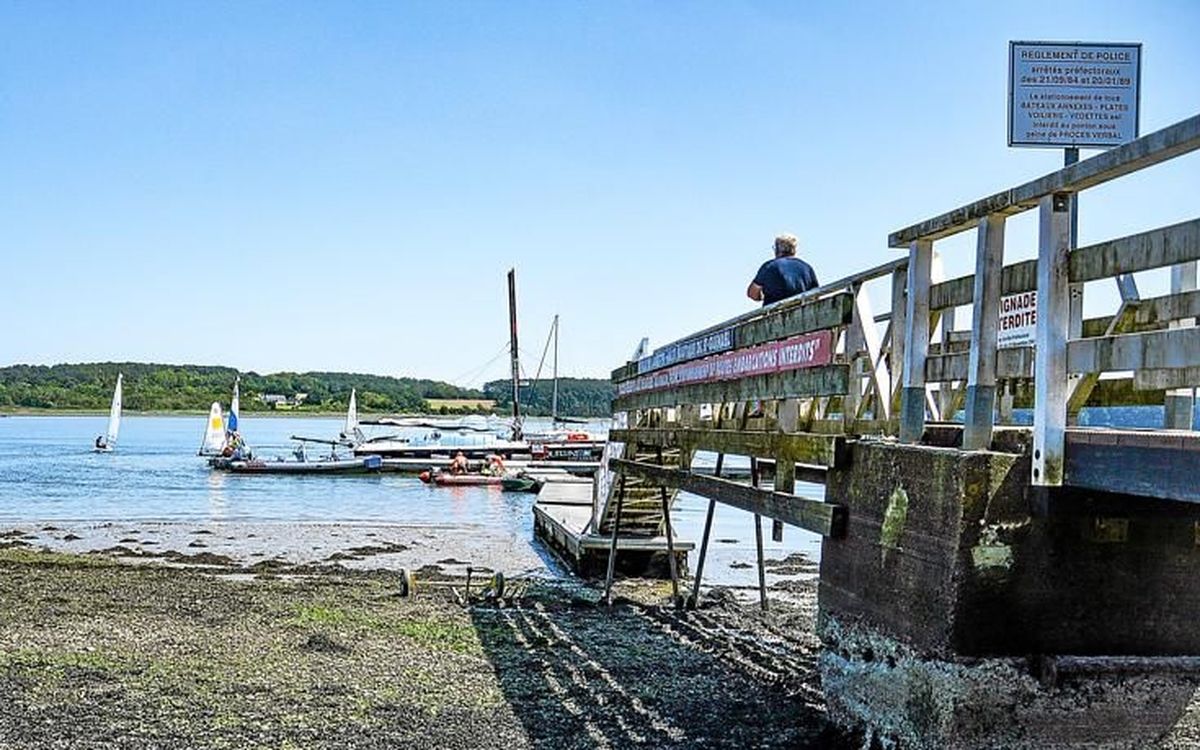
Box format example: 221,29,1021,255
617,330,833,396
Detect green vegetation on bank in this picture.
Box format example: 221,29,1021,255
0,363,615,416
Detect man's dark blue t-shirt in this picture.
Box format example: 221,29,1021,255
753,257,818,305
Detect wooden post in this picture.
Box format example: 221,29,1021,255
750,457,768,612
899,240,933,443
1165,262,1198,429
688,453,723,609
889,264,908,421
1033,193,1073,486
603,474,627,606
656,447,681,605
963,214,1007,450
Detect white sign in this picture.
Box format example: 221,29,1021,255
998,291,1037,348
1009,41,1141,148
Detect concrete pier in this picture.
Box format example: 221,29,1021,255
819,437,1200,747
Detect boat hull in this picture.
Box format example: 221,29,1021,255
210,455,383,475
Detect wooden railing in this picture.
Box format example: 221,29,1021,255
890,113,1200,484
607,112,1200,522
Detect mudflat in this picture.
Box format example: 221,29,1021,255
0,545,844,749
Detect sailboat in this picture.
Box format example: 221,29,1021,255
198,402,226,457
339,388,365,445
93,374,123,453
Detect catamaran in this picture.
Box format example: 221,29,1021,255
93,374,123,453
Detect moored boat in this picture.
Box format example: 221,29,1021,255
210,455,383,474
419,470,504,487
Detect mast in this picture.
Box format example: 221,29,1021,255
507,268,523,441
551,315,559,424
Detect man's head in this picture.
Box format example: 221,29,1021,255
773,233,798,258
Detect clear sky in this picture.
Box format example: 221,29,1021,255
2,1,1198,387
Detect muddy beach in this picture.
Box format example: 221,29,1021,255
0,527,849,750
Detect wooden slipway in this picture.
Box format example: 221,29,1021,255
533,479,693,578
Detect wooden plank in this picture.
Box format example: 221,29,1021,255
1033,193,1072,486
900,240,933,443
1067,327,1200,373
1130,289,1200,327
1134,366,1200,391
929,259,1037,313
612,364,849,412
736,293,853,349
889,115,1200,246
1065,436,1200,505
608,427,844,466
609,458,846,537
964,215,1007,450
1068,218,1200,283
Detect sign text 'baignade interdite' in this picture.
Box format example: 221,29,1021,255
1008,41,1141,149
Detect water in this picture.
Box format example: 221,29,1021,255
0,414,818,588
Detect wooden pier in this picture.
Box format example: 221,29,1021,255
601,114,1200,747
532,478,693,578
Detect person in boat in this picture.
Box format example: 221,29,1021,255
449,451,470,475
484,453,506,476
94,436,106,450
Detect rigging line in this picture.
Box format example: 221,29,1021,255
447,341,510,386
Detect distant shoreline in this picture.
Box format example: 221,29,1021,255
0,408,602,420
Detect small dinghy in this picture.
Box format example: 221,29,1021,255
501,475,543,493
211,454,383,475
419,469,504,487
93,374,123,453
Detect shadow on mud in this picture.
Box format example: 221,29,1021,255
470,583,855,749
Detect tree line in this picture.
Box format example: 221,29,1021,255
0,363,615,416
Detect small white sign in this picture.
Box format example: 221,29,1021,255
1009,41,1141,149
998,291,1037,348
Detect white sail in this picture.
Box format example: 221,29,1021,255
102,374,122,450
344,388,358,437
199,402,225,456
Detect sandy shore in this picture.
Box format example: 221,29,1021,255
0,539,843,749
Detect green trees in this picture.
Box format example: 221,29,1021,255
0,363,489,414
482,377,614,418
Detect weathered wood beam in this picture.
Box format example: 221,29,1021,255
1069,218,1200,283
899,240,933,443
889,115,1200,246
1067,327,1200,373
612,365,849,412
1065,431,1200,504
608,427,845,466
1033,193,1072,486
609,458,847,537
737,293,853,349
929,260,1036,312
964,215,1007,450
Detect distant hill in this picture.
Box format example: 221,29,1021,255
0,363,617,416
483,377,615,418
0,362,487,414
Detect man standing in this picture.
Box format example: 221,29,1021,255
747,233,819,306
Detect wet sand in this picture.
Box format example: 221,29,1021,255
0,539,845,749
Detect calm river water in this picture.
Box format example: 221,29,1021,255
0,415,821,588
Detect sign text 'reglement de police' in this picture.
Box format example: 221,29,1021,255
1008,41,1141,148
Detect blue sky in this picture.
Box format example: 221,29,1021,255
2,1,1197,386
